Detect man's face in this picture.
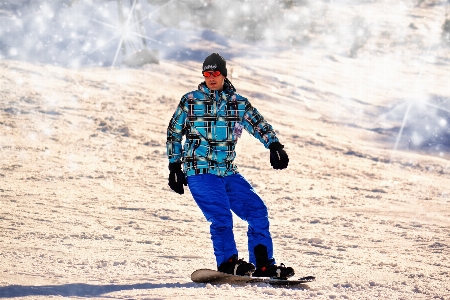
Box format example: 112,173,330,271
204,71,225,91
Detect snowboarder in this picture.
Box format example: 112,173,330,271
166,53,294,279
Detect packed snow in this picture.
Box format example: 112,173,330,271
1,0,450,299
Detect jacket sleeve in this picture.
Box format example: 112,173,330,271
166,97,188,163
241,99,279,148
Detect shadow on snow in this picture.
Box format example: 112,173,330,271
0,282,198,298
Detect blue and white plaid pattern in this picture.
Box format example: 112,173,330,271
167,80,279,177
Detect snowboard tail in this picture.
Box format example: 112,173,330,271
191,269,315,286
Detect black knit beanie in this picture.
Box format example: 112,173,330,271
202,53,227,77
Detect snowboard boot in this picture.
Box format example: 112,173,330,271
218,255,256,276
253,244,295,279
252,261,295,279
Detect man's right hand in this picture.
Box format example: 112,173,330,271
168,162,187,194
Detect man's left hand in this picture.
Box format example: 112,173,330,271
269,142,289,170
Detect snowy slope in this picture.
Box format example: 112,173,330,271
1,0,450,299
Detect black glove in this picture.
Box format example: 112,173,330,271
269,142,289,170
168,162,187,194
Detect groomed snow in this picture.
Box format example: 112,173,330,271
1,0,450,299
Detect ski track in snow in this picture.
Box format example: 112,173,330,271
1,0,450,299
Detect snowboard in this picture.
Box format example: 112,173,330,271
191,269,315,286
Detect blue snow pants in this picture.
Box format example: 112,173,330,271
187,173,274,267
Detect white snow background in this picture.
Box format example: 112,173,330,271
1,0,450,299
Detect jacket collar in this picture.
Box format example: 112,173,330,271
198,78,236,97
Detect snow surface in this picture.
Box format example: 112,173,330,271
1,0,450,299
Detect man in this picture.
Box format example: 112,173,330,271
166,53,293,279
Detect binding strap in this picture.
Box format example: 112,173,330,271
234,264,239,276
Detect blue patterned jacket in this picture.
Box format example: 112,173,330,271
166,80,279,177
